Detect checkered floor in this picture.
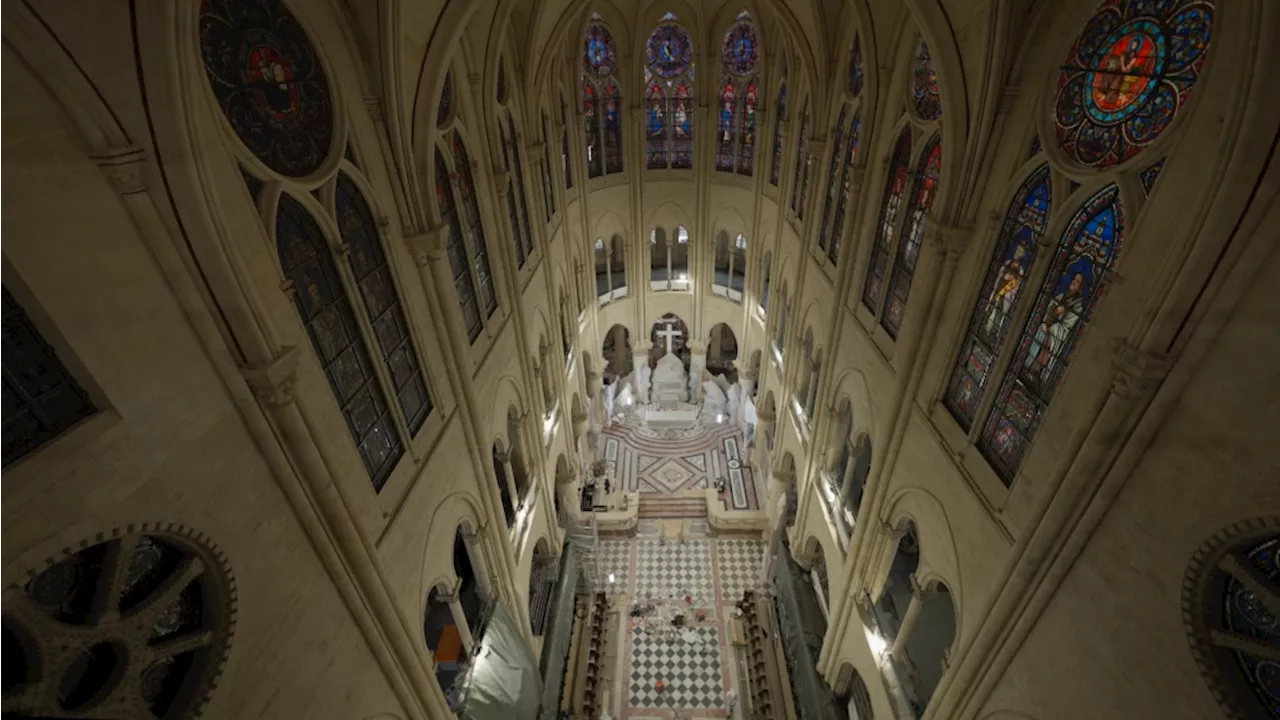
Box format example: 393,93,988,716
628,625,725,709
595,539,633,595
715,538,766,603
635,539,714,604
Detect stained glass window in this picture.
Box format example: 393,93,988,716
583,17,617,77
849,34,865,98
452,134,498,318
1028,133,1043,159
200,0,334,178
769,62,788,186
560,95,573,189
1220,536,1280,720
583,81,602,178
435,150,481,341
276,194,403,489
644,17,695,171
507,115,535,258
882,137,943,338
2,288,96,467
1055,0,1214,167
944,166,1052,430
1140,159,1165,196
336,174,433,434
818,106,850,255
498,118,526,267
438,72,452,128
913,40,942,121
862,127,912,311
603,80,623,174
829,112,862,266
979,185,1124,483
715,14,760,176
540,112,555,220
790,99,811,217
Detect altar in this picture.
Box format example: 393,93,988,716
642,405,699,430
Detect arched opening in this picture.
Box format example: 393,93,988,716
713,230,749,302
649,313,690,369
601,324,633,382
423,525,490,697
902,582,957,710
706,323,739,381
876,521,920,643
507,407,532,505
528,538,558,636
492,442,517,528
748,349,763,396
834,663,874,720
802,536,831,625
423,587,459,690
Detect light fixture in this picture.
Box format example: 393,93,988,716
608,572,616,584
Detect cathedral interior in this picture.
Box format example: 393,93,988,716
3,1,1279,719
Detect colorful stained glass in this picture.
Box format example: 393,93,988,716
672,82,694,169
829,112,862,266
738,80,758,176
647,22,693,79
336,173,432,434
944,166,1052,429
1139,158,1165,196
818,106,851,253
434,150,481,341
583,80,602,178
717,78,738,171
862,128,913,312
790,100,811,217
980,185,1124,483
722,16,758,77
913,40,942,121
1029,134,1043,158
437,73,452,128
200,0,334,177
848,35,865,97
277,193,402,488
770,65,788,186
583,20,617,77
1055,0,1214,167
1223,536,1280,720
645,77,669,169
882,137,943,337
603,80,623,174
452,134,498,317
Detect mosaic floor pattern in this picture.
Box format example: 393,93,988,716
609,535,767,718
601,413,759,510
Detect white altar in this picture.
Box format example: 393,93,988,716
642,405,699,430
644,321,696,429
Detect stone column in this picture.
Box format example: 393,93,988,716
439,585,476,654
633,342,652,403
753,408,776,470
768,467,795,530
509,412,531,505
891,575,929,659
494,447,520,516
586,367,602,400
556,459,580,521
689,340,706,403
759,493,788,588
571,407,588,451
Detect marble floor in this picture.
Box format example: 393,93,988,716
593,526,767,718
599,406,760,511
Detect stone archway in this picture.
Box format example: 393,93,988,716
601,323,634,381
706,322,739,381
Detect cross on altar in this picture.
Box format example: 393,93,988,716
656,322,683,355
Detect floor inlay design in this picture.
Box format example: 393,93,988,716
601,416,759,510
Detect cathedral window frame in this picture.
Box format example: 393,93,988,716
582,14,625,180
649,225,691,292
494,56,537,273
767,57,789,189
714,10,763,178
643,13,696,172
594,234,629,305
712,230,748,303
816,30,867,271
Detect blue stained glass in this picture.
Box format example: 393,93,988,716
1055,0,1214,167
717,77,738,171
646,76,669,169
848,35,865,97
1223,536,1280,720
979,185,1124,483
583,21,617,77
913,41,942,121
647,22,693,78
945,166,1052,429
722,17,758,76
1139,158,1165,195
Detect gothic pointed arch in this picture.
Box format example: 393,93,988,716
582,14,624,178
644,13,695,170
495,55,536,269
716,10,761,176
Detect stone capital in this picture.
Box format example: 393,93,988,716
405,224,450,267
494,447,512,464
924,218,972,259
242,346,303,408
494,169,513,192
771,468,795,485
94,146,148,195
363,95,385,121
436,576,463,603
1108,339,1172,399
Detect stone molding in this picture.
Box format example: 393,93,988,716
923,218,972,259
241,346,303,408
405,224,450,267
1108,339,1173,399
94,146,148,195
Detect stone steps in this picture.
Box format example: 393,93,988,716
637,495,708,519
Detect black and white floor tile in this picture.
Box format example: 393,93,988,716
627,625,725,709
